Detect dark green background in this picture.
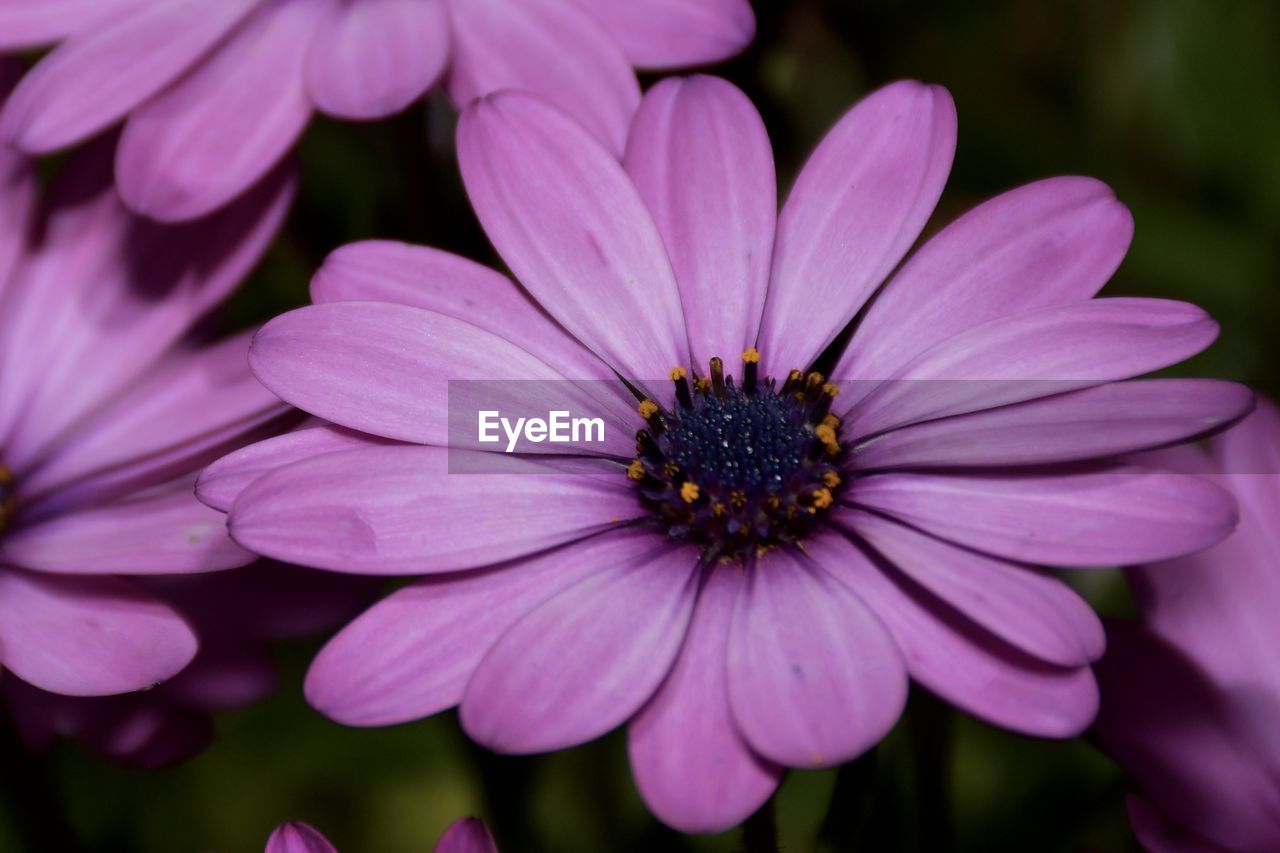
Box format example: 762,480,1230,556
3,0,1278,850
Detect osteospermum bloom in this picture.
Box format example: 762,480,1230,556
0,62,296,699
214,77,1248,832
265,817,496,853
0,0,754,222
1094,399,1280,852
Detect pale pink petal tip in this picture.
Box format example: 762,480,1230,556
265,821,338,853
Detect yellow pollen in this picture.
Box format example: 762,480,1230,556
821,413,840,430
663,462,680,477
627,460,646,481
638,399,659,419
766,495,781,510
712,502,727,517
680,482,701,503
822,382,840,397
807,371,825,386
741,347,761,364
822,471,842,488
812,488,834,509
669,366,687,381
695,377,712,392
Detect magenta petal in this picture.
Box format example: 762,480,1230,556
198,424,389,513
306,0,447,120
460,540,699,753
576,0,754,68
3,487,252,575
265,822,338,853
0,0,144,50
306,531,645,726
447,0,639,155
0,569,196,696
850,465,1238,568
837,177,1133,383
846,298,1221,439
758,81,956,373
0,0,259,153
810,533,1099,737
727,548,907,768
629,567,782,833
230,444,643,575
0,61,35,294
1125,796,1228,853
458,91,687,388
625,76,775,368
435,818,498,853
311,240,611,381
849,510,1104,666
116,0,321,221
853,379,1255,470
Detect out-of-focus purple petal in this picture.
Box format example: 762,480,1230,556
837,177,1133,384
575,0,754,68
727,547,907,768
265,822,338,853
0,61,35,295
229,445,643,575
850,465,1238,568
629,567,782,833
1125,796,1231,853
447,0,638,155
116,0,323,221
457,91,686,391
758,81,955,374
0,570,196,697
460,539,698,753
435,818,498,853
0,0,260,153
624,76,775,368
0,0,145,50
306,0,448,120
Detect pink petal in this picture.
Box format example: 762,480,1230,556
311,240,611,380
853,379,1254,470
576,0,754,68
628,567,782,833
848,509,1104,666
850,465,1238,568
306,0,448,120
229,444,643,575
727,547,907,768
1125,796,1229,853
249,300,634,455
198,424,390,513
306,529,649,726
0,0,260,153
757,81,956,374
0,60,35,295
435,818,498,853
624,76,775,368
845,298,1221,440
265,822,338,853
457,90,687,390
0,569,197,697
0,0,146,50
116,0,324,221
460,540,699,753
3,487,252,575
809,532,1099,737
446,0,639,155
837,177,1134,383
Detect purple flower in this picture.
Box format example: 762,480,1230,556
217,76,1248,832
0,0,754,222
265,817,497,853
1094,398,1280,852
0,62,296,700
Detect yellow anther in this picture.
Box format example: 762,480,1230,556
822,382,840,397
806,371,825,386
812,487,833,509
695,377,712,392
669,366,688,381
815,423,837,445
741,347,761,364
638,399,659,419
821,413,840,430
680,482,701,503
627,460,646,481
822,471,842,488
712,502,727,517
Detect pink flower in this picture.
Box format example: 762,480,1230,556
1094,399,1280,852
0,0,755,222
265,817,497,853
216,77,1248,832
0,62,296,700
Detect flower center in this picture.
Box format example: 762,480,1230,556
0,465,14,533
628,349,846,562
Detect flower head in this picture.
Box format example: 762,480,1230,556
0,0,754,221
219,76,1248,832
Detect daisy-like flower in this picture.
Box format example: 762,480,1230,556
0,62,296,701
214,77,1249,832
0,0,754,222
1094,399,1280,853
266,817,496,853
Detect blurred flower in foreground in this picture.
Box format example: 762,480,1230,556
265,817,496,853
0,62,294,704
1095,399,1280,852
215,77,1248,832
0,0,754,222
